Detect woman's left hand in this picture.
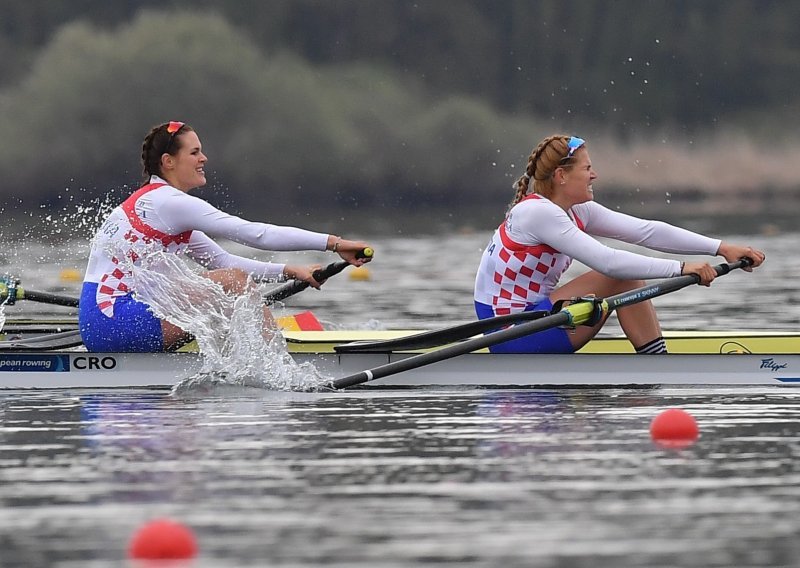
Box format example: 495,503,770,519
284,264,324,288
331,237,374,266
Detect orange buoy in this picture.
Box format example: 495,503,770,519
348,266,372,281
59,268,82,282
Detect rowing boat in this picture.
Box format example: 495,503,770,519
0,328,798,389
2,259,788,389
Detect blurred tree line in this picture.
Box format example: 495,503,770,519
0,0,798,229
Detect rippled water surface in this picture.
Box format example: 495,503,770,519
2,387,800,567
4,231,798,330
1,233,799,566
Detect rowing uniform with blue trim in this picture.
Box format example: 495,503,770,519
474,194,721,353
80,175,329,352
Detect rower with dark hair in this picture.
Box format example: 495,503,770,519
80,121,372,352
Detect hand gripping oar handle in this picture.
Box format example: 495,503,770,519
328,259,752,390
0,245,375,309
263,247,373,305
604,257,752,311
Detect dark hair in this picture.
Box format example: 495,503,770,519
141,122,194,181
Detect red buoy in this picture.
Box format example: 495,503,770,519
650,408,699,448
128,518,198,560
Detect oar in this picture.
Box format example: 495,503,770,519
328,259,752,390
335,309,551,352
0,247,373,309
0,281,80,308
263,247,373,305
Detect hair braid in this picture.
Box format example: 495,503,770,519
508,153,536,211
508,134,576,208
140,122,194,182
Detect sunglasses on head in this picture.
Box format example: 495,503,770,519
560,136,585,162
163,121,185,154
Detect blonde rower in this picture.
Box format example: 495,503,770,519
474,134,764,354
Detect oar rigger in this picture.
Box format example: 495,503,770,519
550,296,607,328
0,276,20,305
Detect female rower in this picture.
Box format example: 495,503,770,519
79,121,372,352
474,134,765,354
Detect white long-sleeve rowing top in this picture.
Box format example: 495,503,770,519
84,176,329,316
474,194,721,310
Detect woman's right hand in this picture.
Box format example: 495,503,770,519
717,242,766,271
681,262,717,286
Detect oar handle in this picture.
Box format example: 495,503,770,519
719,257,753,272
263,247,373,305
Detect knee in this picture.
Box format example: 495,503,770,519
216,268,253,295
595,274,646,295
616,278,646,292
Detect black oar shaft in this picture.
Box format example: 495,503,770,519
335,309,550,353
3,247,375,310
20,290,80,308
331,302,597,389
263,247,373,305
604,259,748,310
332,311,573,389
263,261,349,304
329,259,751,390
1,284,80,308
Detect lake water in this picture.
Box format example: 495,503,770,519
1,231,799,566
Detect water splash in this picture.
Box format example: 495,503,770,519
115,249,329,393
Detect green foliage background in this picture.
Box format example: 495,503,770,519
1,1,798,231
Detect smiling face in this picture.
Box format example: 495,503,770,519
551,147,597,210
160,130,207,191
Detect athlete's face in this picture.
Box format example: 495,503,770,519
554,147,596,208
162,130,207,191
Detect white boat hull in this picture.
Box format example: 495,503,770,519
0,350,798,389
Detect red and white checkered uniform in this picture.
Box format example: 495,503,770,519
86,182,191,316
83,176,329,317
475,194,721,312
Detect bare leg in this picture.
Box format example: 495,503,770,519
161,268,276,351
161,320,193,351
551,270,662,352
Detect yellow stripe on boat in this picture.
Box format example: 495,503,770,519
281,330,800,355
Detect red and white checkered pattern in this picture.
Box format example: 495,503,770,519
89,183,193,317
474,194,583,311
492,239,561,306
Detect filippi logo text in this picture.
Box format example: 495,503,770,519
760,358,788,372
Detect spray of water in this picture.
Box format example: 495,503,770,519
111,246,329,393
